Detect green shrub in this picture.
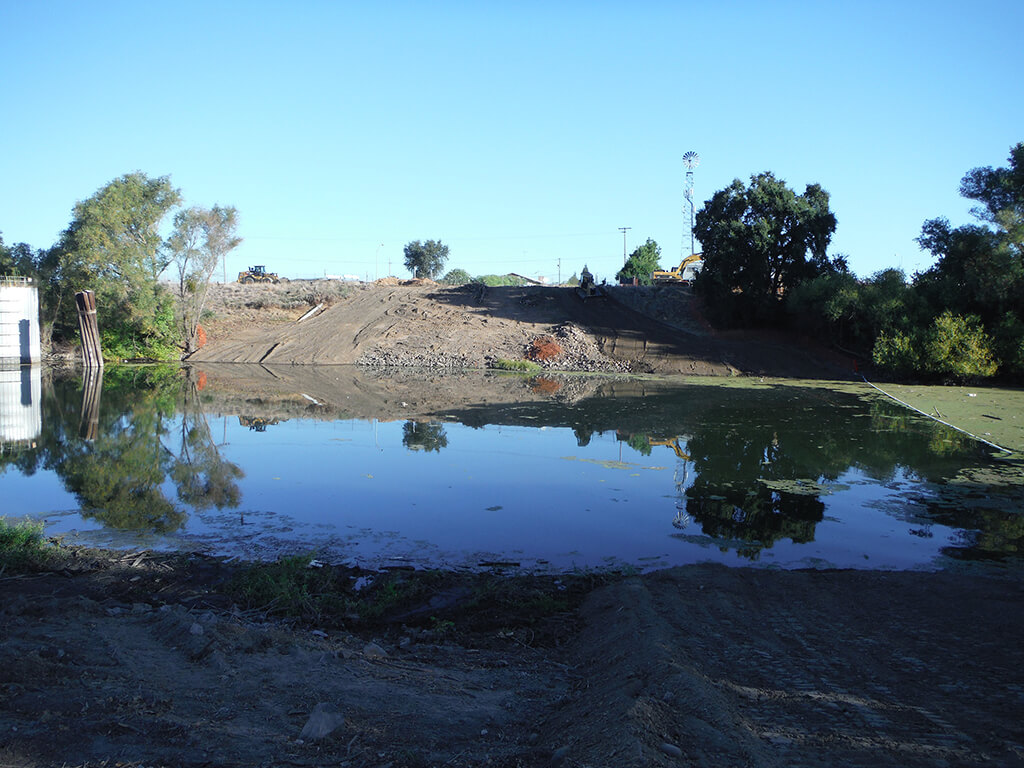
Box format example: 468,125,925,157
226,554,350,621
0,518,52,572
440,268,472,285
474,274,528,287
925,311,998,380
872,330,922,377
491,358,542,372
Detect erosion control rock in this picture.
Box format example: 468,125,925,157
300,702,345,741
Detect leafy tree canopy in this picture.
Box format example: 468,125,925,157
45,172,182,356
474,274,528,286
440,268,472,285
915,141,1024,336
63,171,181,286
959,142,1024,249
0,233,38,277
616,237,661,285
694,172,839,325
403,239,449,279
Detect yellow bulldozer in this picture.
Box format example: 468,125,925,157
652,253,703,283
237,265,280,284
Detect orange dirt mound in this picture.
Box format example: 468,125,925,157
528,336,562,362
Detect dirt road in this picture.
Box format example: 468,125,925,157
190,281,853,379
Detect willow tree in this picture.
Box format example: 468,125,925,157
46,172,182,357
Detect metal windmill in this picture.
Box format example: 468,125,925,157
682,151,700,258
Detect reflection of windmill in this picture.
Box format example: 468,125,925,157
681,151,700,259
649,436,692,529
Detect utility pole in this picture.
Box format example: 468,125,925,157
619,227,631,264
557,257,561,285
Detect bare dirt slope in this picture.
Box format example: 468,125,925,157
545,565,1024,768
2,558,1021,768
191,281,852,378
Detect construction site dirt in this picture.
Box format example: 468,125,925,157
187,279,858,379
2,552,1021,768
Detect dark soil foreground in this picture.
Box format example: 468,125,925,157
2,550,1023,768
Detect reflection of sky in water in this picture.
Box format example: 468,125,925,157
18,413,984,572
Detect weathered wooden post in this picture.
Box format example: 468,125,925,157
75,290,104,368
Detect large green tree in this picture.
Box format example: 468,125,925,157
959,142,1024,251
908,142,1024,377
45,172,182,357
615,237,661,285
403,239,449,279
0,233,38,277
693,172,839,325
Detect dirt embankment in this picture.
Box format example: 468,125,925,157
2,554,1022,768
191,280,855,379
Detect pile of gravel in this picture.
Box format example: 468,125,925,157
538,322,633,373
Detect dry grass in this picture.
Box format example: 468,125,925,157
208,279,354,313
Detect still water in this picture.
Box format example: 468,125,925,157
1,365,1021,572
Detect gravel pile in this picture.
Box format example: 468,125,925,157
538,322,633,372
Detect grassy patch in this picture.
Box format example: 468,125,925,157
0,518,54,573
491,358,542,373
225,554,353,622
223,555,619,645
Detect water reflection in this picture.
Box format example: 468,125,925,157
0,365,41,450
1,367,242,534
402,421,448,453
2,365,1021,571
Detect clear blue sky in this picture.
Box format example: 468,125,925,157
1,1,1021,283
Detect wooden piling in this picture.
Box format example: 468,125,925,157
79,366,103,440
75,290,104,368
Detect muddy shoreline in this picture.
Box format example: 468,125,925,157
2,547,1023,768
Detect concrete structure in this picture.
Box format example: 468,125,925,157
0,277,41,364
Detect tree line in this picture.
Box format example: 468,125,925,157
614,142,1023,382
0,172,241,360
402,240,552,286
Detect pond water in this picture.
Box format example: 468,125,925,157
1,365,1021,573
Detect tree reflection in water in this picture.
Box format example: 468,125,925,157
617,390,992,561
402,421,448,453
43,367,242,533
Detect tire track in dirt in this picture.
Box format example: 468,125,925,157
541,565,1024,767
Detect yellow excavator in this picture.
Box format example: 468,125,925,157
652,253,702,283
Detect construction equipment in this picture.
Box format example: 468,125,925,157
648,436,693,530
652,253,702,283
238,416,282,432
575,265,602,299
237,265,280,284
